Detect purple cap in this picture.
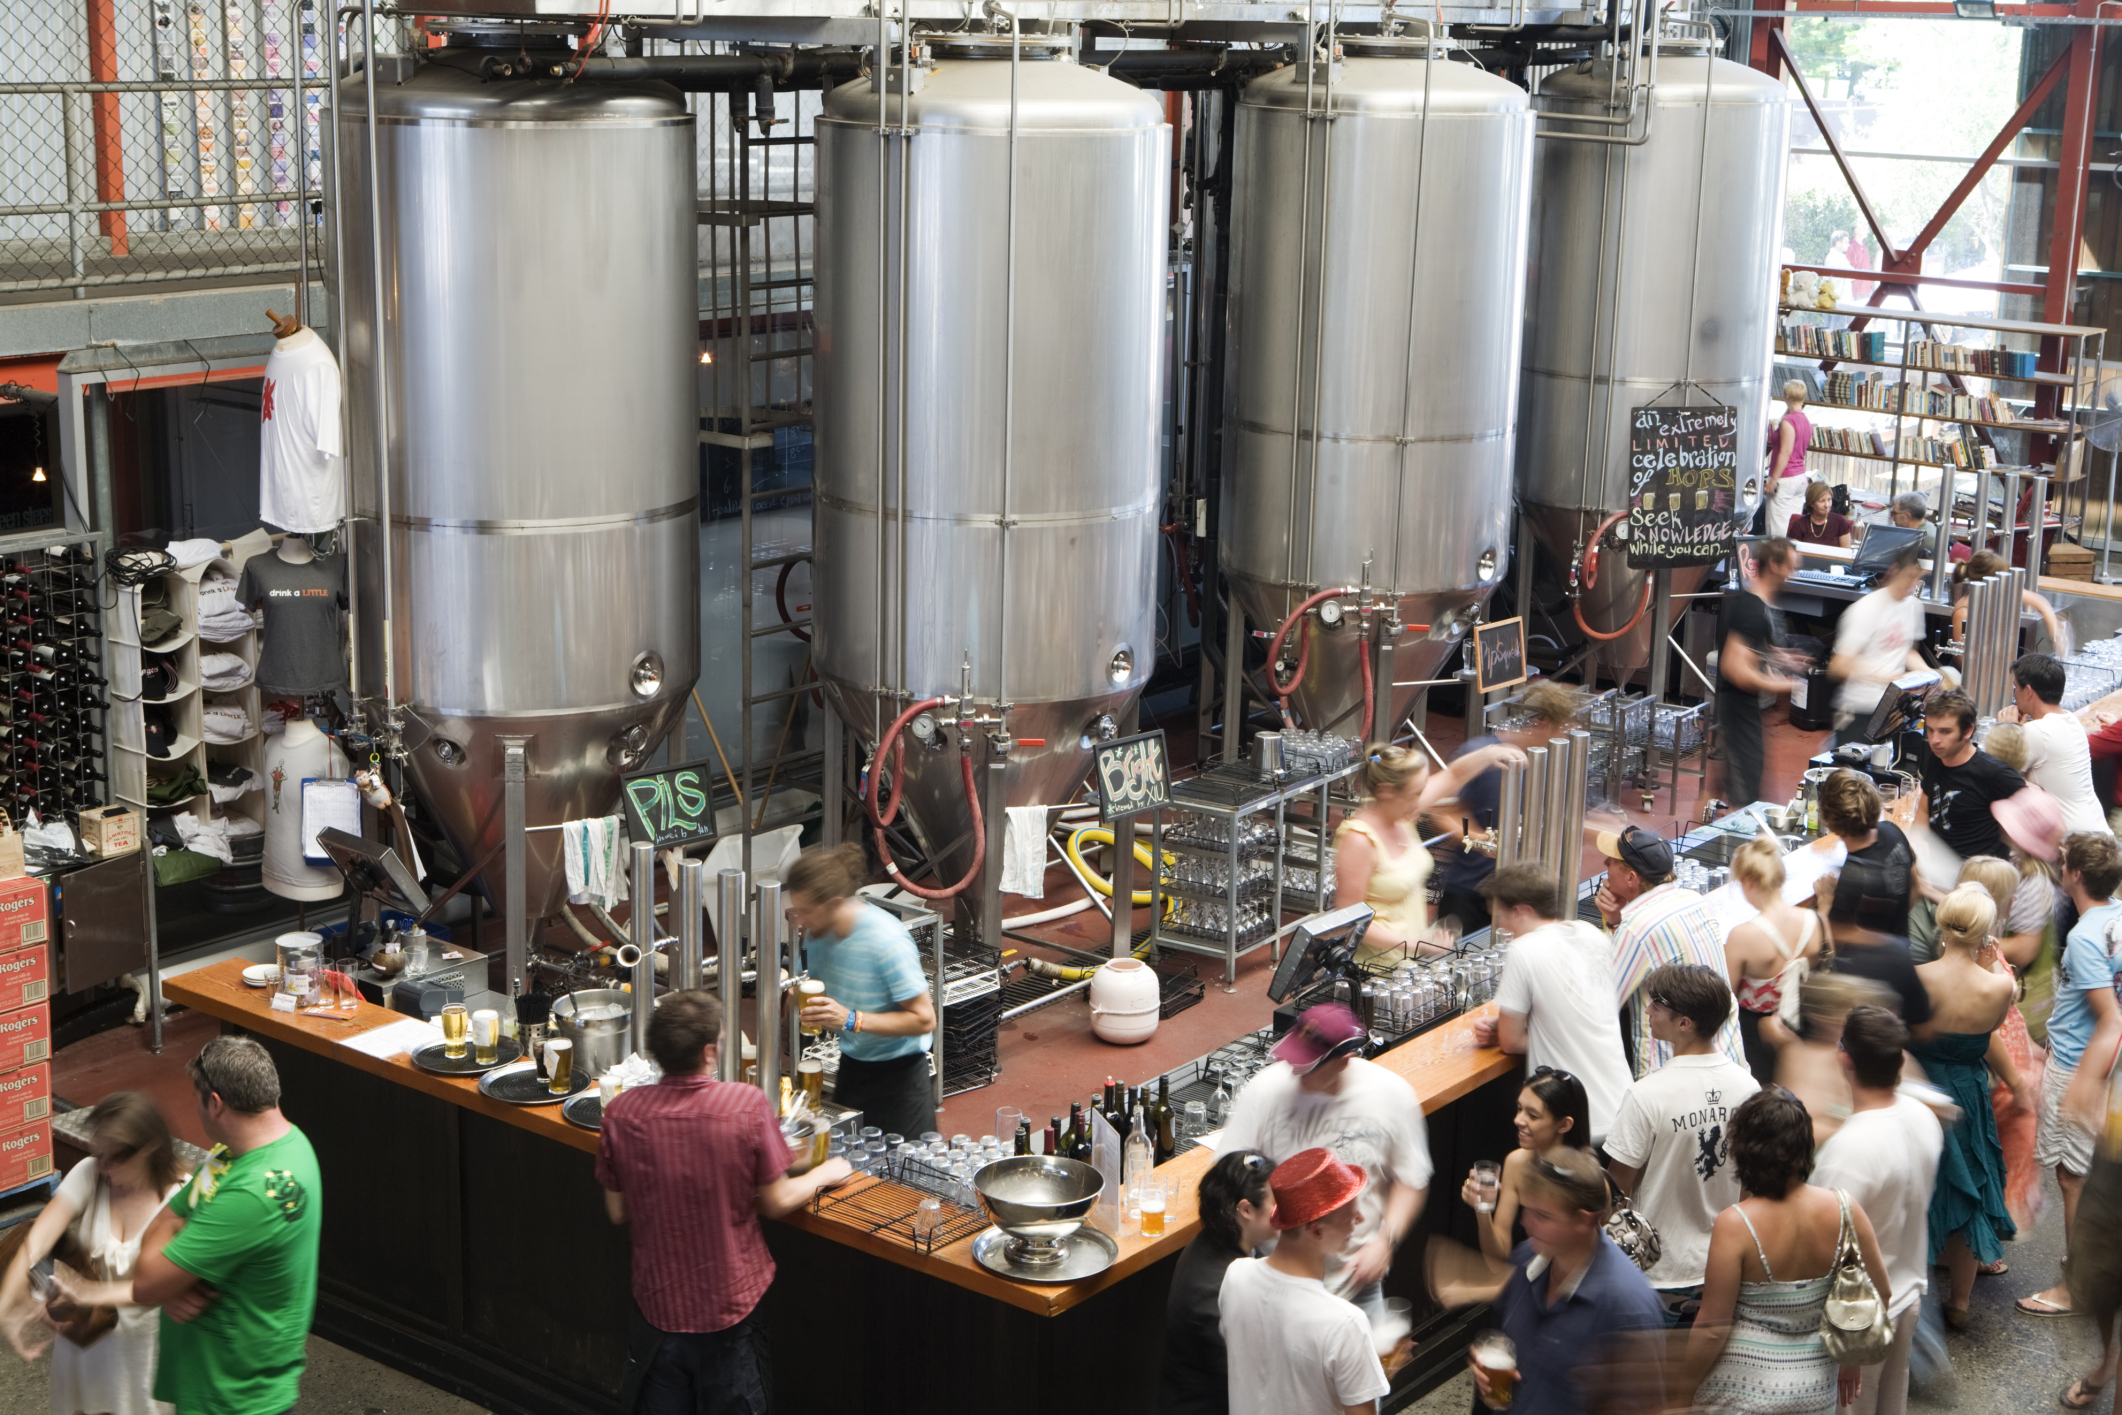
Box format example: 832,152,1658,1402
1271,1002,1369,1074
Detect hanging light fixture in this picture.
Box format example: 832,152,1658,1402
30,466,44,483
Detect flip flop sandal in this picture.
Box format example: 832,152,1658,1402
1981,1259,2010,1276
2020,1295,2077,1317
2061,1378,2108,1410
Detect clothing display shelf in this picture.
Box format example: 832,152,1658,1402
0,543,109,829
1774,285,2105,562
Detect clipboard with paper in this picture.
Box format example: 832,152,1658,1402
301,778,363,866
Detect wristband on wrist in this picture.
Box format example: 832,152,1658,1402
844,1009,859,1034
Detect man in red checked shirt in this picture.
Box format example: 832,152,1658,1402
598,990,851,1415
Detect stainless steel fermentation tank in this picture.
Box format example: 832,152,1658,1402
813,38,1167,871
338,47,701,917
1222,41,1534,738
1517,48,1790,673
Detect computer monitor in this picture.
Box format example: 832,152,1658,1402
1267,902,1375,1004
1848,522,1924,580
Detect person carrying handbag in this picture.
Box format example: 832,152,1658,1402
0,1093,189,1415
1682,1089,1894,1414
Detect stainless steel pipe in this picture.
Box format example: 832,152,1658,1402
1541,736,1573,910
717,868,746,1082
676,859,705,992
1559,729,1592,920
754,880,785,1107
2028,476,2050,584
1521,746,1552,877
629,843,657,1062
1496,758,1525,871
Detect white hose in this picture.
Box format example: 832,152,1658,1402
1004,897,1095,927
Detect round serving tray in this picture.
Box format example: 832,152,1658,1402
410,1038,521,1076
969,1224,1120,1284
478,1062,589,1106
561,1092,604,1131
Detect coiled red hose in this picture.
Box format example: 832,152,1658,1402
775,557,811,643
1265,587,1374,742
863,696,985,900
1571,510,1652,643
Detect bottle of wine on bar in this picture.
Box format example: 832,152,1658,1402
1060,1102,1082,1158
1124,1103,1153,1186
1103,1078,1120,1131
1043,1122,1058,1156
1014,1119,1031,1156
1153,1075,1177,1165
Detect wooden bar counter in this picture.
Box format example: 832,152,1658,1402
166,960,1520,1415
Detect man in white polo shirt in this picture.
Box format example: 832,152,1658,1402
2014,653,2110,836
1472,863,1632,1144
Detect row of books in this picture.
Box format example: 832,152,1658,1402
1818,371,2016,423
1780,323,2048,381
1778,323,1886,361
1807,426,1997,468
1904,340,2042,379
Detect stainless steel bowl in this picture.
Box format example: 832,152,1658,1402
551,988,633,1078
973,1156,1105,1262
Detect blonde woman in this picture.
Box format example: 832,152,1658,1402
1788,478,1854,548
1336,743,1510,959
1723,834,1824,1085
1956,854,2043,1236
1912,884,2021,1328
1765,380,1813,535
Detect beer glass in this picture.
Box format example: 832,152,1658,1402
1472,1160,1502,1214
439,1004,470,1059
547,1038,574,1095
471,1009,499,1066
798,979,826,1037
1471,1331,1517,1409
1138,1181,1168,1237
797,1059,825,1108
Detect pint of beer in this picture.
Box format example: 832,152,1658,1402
439,1004,470,1059
547,1038,574,1095
797,1059,825,1107
471,1009,500,1066
1471,1331,1517,1410
798,980,826,1037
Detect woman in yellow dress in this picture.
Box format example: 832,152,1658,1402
1333,741,1522,959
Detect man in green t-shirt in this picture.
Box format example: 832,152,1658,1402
61,1035,321,1415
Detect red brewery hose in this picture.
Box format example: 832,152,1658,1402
864,696,985,900
775,557,812,642
1266,587,1374,742
1571,510,1652,643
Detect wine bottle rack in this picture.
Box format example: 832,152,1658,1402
0,542,109,827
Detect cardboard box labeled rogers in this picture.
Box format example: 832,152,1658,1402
0,1006,50,1074
0,877,48,955
0,948,49,1014
0,1121,52,1191
0,1063,51,1129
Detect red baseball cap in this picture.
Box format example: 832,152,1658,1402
1270,1002,1368,1074
1269,1147,1367,1230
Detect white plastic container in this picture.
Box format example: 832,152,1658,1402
1089,957,1161,1046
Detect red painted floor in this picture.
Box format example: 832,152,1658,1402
59,699,1829,1144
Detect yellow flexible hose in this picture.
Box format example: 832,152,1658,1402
1065,827,1161,904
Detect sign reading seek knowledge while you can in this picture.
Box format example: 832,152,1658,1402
1626,404,1743,569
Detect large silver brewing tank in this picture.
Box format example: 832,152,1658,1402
339,51,700,917
1517,50,1789,663
1223,42,1533,737
813,38,1167,864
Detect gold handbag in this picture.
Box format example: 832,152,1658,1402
1819,1189,1892,1366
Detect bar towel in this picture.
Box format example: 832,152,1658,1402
563,815,629,910
1002,805,1049,899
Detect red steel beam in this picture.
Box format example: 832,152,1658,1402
1772,29,1901,263
83,0,127,256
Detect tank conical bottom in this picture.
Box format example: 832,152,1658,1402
1523,503,1706,684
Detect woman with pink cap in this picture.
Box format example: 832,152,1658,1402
1993,785,2069,1052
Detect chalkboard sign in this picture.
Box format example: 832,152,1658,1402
619,759,719,850
1626,404,1743,568
1473,617,1527,695
1094,730,1170,823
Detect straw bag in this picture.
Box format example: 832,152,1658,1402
1819,1189,1892,1366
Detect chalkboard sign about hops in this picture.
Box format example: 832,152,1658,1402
1627,404,1744,569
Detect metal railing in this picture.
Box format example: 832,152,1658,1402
0,0,332,297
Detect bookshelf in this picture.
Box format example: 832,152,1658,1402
1773,282,2105,565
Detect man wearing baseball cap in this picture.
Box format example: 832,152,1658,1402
1596,825,1744,1077
1219,1149,1395,1415
1220,1003,1431,1320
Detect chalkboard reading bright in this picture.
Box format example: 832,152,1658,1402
1627,404,1742,568
1473,617,1527,695
1094,730,1171,823
619,759,719,850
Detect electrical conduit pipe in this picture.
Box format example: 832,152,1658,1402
1570,509,1651,642
863,696,985,900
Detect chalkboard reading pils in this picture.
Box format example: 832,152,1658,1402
619,759,719,850
1094,730,1171,824
1627,404,1743,569
1473,617,1528,695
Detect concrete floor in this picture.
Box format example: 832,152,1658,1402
1405,1166,2114,1415
0,1333,490,1414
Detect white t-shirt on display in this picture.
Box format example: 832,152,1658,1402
1220,1057,1433,1296
1219,1259,1390,1415
1491,918,1634,1143
259,327,345,535
2022,712,2110,835
1832,587,1926,715
1601,1052,1761,1289
1810,1092,1943,1319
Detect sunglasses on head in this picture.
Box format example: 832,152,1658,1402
1240,1153,1272,1175
1530,1065,1576,1083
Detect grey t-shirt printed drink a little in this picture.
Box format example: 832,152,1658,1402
237,553,349,696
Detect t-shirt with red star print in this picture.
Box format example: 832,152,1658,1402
258,326,344,534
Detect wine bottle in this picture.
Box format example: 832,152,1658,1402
1154,1075,1177,1165
1102,1078,1119,1131
1043,1123,1059,1156
1124,1104,1153,1186
1014,1119,1031,1156
1060,1102,1081,1158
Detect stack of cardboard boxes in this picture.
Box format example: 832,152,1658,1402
0,870,52,1193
